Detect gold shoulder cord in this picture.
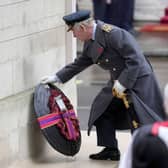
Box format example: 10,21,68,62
102,24,113,33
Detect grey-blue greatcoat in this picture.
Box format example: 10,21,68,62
56,21,166,135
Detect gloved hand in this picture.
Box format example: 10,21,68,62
112,80,129,109
112,80,126,98
40,75,61,84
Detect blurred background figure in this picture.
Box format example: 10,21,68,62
119,84,168,168
92,0,135,33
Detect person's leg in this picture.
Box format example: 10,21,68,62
92,0,106,21
95,112,118,148
89,114,120,160
89,98,128,160
105,0,121,26
120,0,135,31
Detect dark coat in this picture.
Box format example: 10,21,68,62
92,0,134,30
132,122,168,168
56,21,166,135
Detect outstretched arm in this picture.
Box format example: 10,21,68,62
56,53,93,83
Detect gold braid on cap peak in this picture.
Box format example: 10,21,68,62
101,23,113,32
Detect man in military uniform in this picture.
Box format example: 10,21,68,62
41,10,166,161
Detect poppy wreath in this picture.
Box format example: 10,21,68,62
48,88,80,141
37,85,80,141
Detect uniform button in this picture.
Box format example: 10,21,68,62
113,67,116,71
97,62,100,65
105,59,109,62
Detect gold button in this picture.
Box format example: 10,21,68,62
113,67,116,71
105,59,109,62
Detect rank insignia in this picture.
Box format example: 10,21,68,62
102,24,113,32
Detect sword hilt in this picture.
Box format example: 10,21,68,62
112,88,130,109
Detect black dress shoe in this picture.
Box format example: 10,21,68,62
89,147,120,160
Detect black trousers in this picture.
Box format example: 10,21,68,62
94,97,139,148
92,0,135,31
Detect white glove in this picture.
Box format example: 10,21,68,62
112,80,129,108
40,75,61,84
113,80,126,95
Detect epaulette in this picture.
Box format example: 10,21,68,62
101,23,113,32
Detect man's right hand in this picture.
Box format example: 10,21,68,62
40,75,61,84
